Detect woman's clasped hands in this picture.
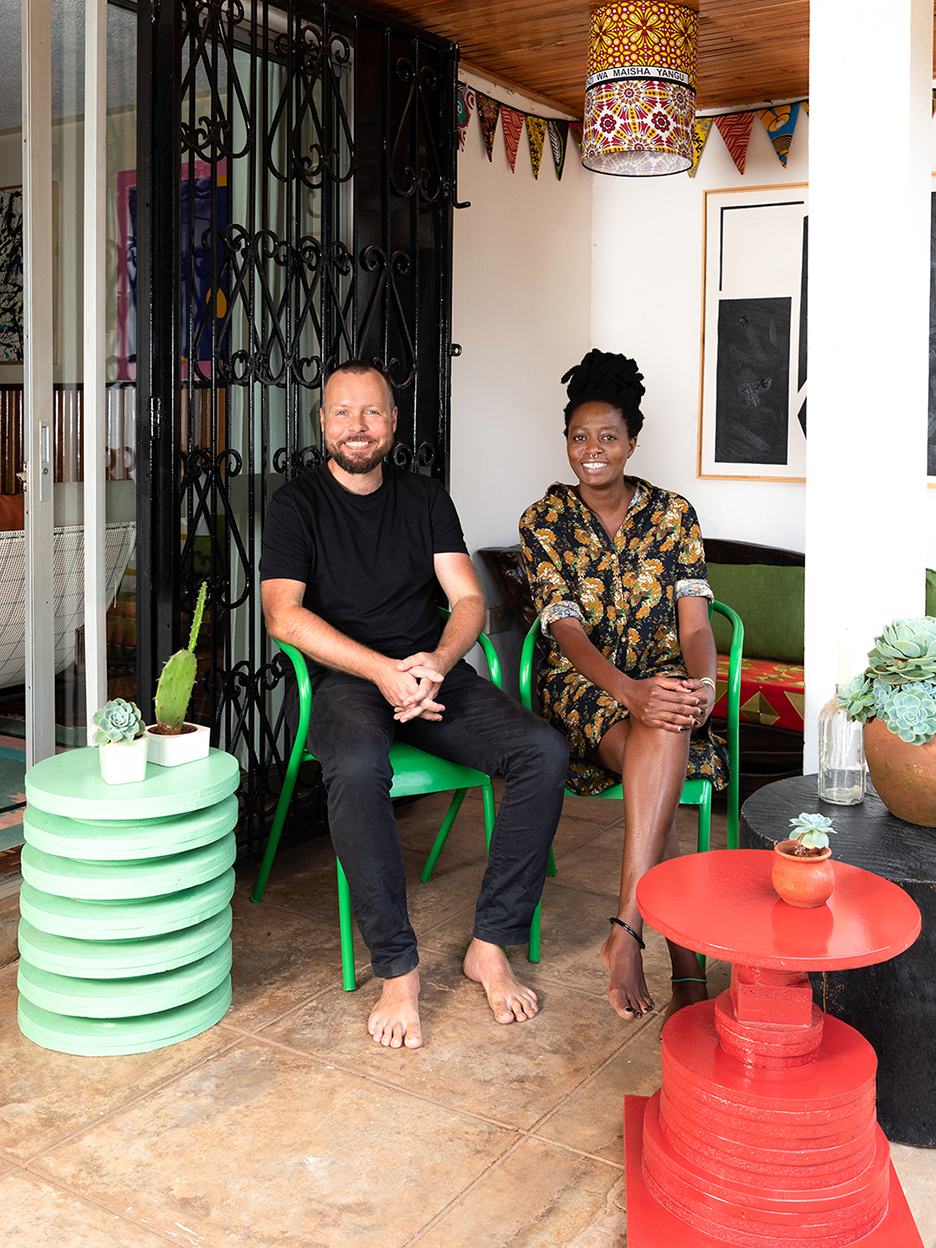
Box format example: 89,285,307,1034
621,674,714,733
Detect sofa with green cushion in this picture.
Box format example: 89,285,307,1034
705,540,806,738
704,541,936,788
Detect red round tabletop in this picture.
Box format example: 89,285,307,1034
636,850,920,971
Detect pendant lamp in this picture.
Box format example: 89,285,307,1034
582,1,699,176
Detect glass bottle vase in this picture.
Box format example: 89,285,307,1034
817,692,866,805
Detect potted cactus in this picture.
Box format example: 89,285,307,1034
837,617,936,825
145,581,212,767
92,698,148,784
772,813,836,908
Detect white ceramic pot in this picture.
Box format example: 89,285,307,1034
145,723,211,767
99,734,149,785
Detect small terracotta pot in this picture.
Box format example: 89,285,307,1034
864,718,936,827
771,841,834,908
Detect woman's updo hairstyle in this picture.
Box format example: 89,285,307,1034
561,349,645,437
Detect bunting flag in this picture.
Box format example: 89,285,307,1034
501,107,524,172
687,116,713,180
456,83,476,152
758,103,800,167
455,79,821,184
548,119,570,180
715,111,755,174
525,115,548,179
476,92,501,162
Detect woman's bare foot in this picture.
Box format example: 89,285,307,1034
600,922,654,1019
368,968,423,1048
463,938,539,1024
663,975,708,1023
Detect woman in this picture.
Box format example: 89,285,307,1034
519,349,727,1021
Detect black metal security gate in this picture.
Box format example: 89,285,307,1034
135,0,459,852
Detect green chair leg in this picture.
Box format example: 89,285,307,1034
251,751,305,904
481,780,496,853
420,789,469,882
336,858,356,991
695,783,713,854
528,899,542,963
546,845,557,877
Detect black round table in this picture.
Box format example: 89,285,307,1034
741,774,935,1148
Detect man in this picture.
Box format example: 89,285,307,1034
260,360,568,1049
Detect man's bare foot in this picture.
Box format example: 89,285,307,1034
368,968,423,1048
663,976,708,1023
463,938,539,1024
600,922,654,1019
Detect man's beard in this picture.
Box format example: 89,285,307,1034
326,437,392,475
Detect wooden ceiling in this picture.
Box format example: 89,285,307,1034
354,1,811,115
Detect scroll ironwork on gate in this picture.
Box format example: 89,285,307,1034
135,0,459,854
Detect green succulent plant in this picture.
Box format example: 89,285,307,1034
879,683,936,745
867,617,936,686
788,812,835,851
92,698,145,746
153,582,208,735
839,617,936,745
835,674,875,722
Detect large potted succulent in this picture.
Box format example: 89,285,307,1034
92,698,148,784
772,813,836,908
837,617,936,825
145,581,212,767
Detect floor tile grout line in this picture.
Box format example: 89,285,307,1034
400,1090,631,1248
9,1164,197,1246
399,1026,653,1245
234,1030,528,1133
524,1132,627,1171
19,1030,249,1166
510,1023,660,1140
400,1132,534,1248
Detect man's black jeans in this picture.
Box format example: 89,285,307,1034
304,661,569,979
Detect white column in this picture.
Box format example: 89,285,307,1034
805,0,932,770
23,0,55,766
83,0,108,735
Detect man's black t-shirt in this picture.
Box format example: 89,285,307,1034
259,461,468,664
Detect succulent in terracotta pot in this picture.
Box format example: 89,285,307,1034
772,813,836,908
837,617,936,825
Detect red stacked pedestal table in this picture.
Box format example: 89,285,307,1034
626,850,923,1248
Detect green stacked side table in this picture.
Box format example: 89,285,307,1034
17,746,239,1056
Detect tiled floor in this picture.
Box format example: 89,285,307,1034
2,790,935,1246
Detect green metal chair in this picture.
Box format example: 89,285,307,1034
518,599,744,852
251,615,545,989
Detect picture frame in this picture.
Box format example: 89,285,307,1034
698,183,808,482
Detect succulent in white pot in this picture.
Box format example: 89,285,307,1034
92,698,148,784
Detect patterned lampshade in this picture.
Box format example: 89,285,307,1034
583,2,699,177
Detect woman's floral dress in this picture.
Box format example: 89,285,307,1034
519,477,729,796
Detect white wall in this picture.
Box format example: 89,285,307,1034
590,109,936,566
449,71,592,554
591,113,810,552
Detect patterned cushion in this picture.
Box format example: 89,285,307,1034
713,654,804,733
